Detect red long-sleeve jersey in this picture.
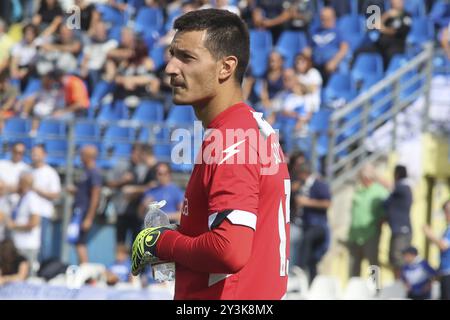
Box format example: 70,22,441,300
157,102,290,299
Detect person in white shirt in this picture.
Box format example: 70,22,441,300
6,172,42,275
294,53,323,114
0,142,31,193
31,144,61,261
80,21,118,92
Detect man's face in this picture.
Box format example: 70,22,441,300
320,9,336,29
12,144,25,163
156,165,171,185
165,30,220,106
31,147,45,165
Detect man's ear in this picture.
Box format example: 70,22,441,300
218,56,238,81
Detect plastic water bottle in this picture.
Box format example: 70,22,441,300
144,200,175,282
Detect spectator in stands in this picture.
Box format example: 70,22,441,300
294,53,323,119
0,142,31,194
49,69,90,119
269,68,315,138
106,143,156,252
106,27,137,72
32,0,64,34
0,70,19,132
252,0,291,43
74,0,101,36
289,150,307,267
260,51,285,112
441,22,450,60
382,165,413,279
284,0,313,32
9,23,41,92
113,38,160,106
38,23,82,75
0,239,30,285
423,199,450,300
20,71,64,135
68,145,102,264
140,162,184,224
296,161,331,283
0,179,13,242
80,21,118,93
400,246,437,300
373,0,412,69
105,245,133,286
30,145,61,262
347,163,388,278
304,7,349,85
0,19,14,74
6,172,42,275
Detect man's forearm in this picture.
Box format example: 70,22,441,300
157,219,254,274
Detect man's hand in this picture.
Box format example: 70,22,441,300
131,225,177,276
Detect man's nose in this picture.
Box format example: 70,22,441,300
165,57,180,77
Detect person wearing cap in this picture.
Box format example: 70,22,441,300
423,199,450,300
400,246,436,300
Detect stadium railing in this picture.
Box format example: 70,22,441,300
319,42,434,190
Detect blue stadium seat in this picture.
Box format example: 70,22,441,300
138,125,170,143
337,14,366,52
134,7,164,36
399,69,422,103
309,108,332,133
249,50,269,78
149,44,167,71
407,17,434,47
249,29,273,53
275,31,308,68
20,78,41,99
45,139,68,167
36,120,66,142
90,81,114,115
132,99,164,123
386,54,409,75
2,118,31,139
74,121,100,147
249,30,272,77
323,73,357,107
103,124,136,146
369,87,393,121
166,105,197,126
97,101,127,122
350,53,384,86
404,0,427,17
153,142,172,162
429,0,450,28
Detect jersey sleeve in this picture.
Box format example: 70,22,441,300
206,139,260,230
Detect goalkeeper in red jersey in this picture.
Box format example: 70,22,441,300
132,9,290,300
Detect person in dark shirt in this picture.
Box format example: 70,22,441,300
252,0,291,43
383,165,413,279
68,145,102,264
0,238,29,285
74,0,101,35
106,143,156,251
32,0,64,35
296,162,331,283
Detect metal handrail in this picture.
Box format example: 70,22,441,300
325,43,434,190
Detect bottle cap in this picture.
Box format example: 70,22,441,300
147,200,167,211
